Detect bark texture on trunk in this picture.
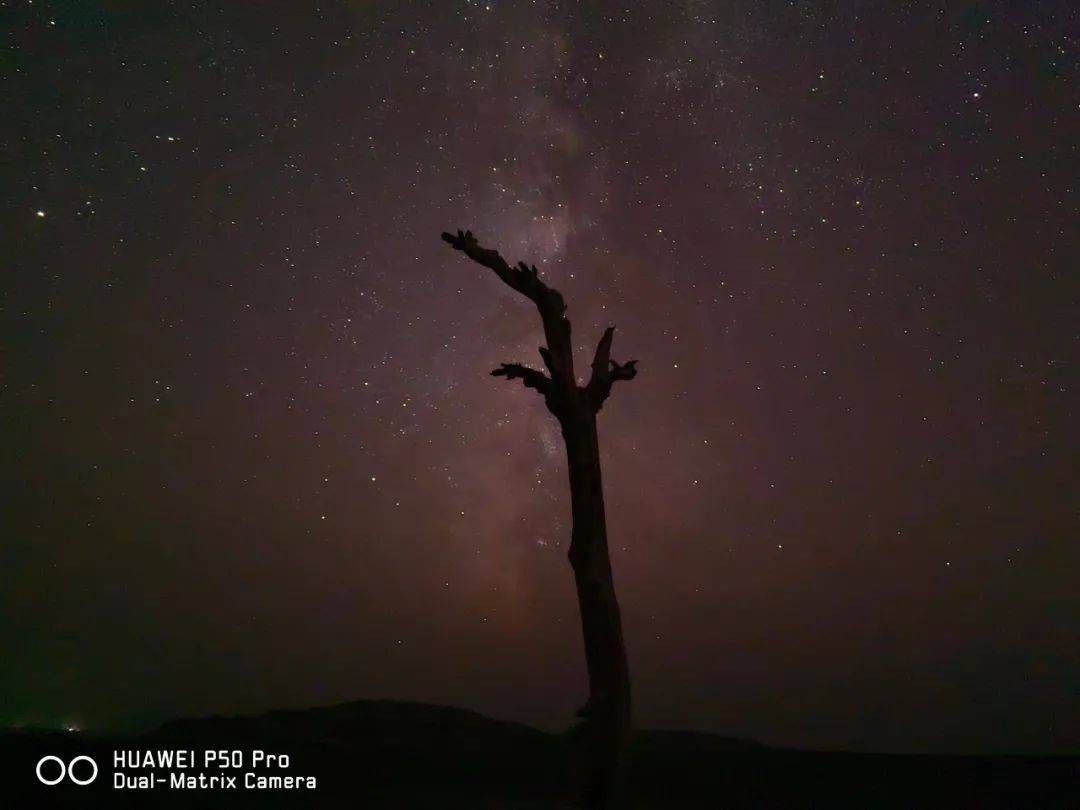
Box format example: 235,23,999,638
440,230,638,809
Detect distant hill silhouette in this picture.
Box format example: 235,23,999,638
3,700,1076,808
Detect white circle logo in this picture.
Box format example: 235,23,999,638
69,755,98,785
35,755,65,786
35,755,98,786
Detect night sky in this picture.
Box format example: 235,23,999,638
4,2,1077,754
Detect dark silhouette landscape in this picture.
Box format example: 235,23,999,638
6,700,1077,808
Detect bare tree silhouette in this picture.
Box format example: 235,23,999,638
441,229,638,808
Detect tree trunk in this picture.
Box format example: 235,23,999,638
439,229,638,808
563,410,632,809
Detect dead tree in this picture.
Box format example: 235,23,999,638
441,229,637,808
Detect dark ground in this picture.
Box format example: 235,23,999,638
4,700,1077,808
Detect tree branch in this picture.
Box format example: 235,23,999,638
442,229,576,386
591,326,615,378
586,326,638,411
441,229,552,306
491,363,551,396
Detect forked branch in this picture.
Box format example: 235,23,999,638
586,326,638,411
442,229,639,414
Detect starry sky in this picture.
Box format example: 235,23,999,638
4,1,1077,754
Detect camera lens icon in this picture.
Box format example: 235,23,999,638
36,755,98,786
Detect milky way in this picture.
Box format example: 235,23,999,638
5,2,1077,753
